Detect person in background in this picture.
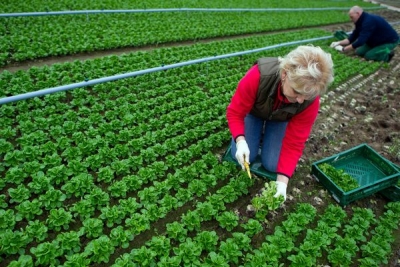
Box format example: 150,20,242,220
226,45,334,201
330,6,399,62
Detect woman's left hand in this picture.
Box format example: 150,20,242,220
274,174,289,201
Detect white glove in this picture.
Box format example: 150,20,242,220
235,139,250,170
330,41,340,48
334,45,344,52
274,181,287,201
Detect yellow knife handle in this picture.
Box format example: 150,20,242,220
243,161,251,178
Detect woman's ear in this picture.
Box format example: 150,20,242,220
281,71,286,81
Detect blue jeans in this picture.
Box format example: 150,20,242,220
231,114,288,172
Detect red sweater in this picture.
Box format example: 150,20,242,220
226,65,320,178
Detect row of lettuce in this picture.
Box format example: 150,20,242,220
0,29,381,98
1,0,378,12
0,1,381,67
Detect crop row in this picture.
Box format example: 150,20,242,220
1,0,379,12
0,0,382,66
0,29,381,100
108,200,400,267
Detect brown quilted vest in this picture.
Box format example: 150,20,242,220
249,57,315,121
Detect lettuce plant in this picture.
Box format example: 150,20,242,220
96,166,115,184
328,244,354,267
1,229,30,255
111,158,131,176
257,243,281,263
173,238,202,266
203,251,229,267
175,188,193,207
145,236,171,258
157,255,181,267
242,249,270,267
27,171,51,194
216,211,239,231
4,150,25,167
218,184,240,203
81,218,103,238
158,194,178,211
38,187,66,210
251,181,284,221
25,220,48,242
70,199,95,220
130,246,157,266
46,208,73,231
0,138,13,155
30,241,61,266
110,226,134,249
118,197,142,215
108,180,128,198
194,231,219,252
343,224,367,242
181,210,202,231
241,219,263,237
46,164,72,185
266,228,295,255
125,213,150,235
67,159,88,174
85,187,110,210
112,253,134,267
230,232,252,252
56,231,82,255
207,194,226,213
8,184,31,204
63,253,91,267
84,235,115,264
4,166,27,185
15,199,43,221
166,221,187,242
196,202,218,221
122,175,143,192
219,239,242,265
320,204,347,226
0,209,16,231
143,203,167,221
99,205,125,227
61,173,94,197
7,255,33,267
287,251,314,267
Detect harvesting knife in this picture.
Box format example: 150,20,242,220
243,159,251,179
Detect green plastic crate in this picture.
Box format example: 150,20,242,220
379,163,400,202
311,143,400,206
222,144,276,180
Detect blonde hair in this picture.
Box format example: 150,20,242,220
279,45,334,98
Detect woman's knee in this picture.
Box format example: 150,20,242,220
261,157,278,172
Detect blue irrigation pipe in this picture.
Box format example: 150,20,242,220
0,7,384,17
0,35,335,105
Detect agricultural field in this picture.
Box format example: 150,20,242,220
1,0,400,266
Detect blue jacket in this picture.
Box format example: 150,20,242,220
349,12,399,48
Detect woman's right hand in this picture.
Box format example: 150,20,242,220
235,139,250,170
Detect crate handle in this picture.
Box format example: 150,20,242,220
362,186,378,195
